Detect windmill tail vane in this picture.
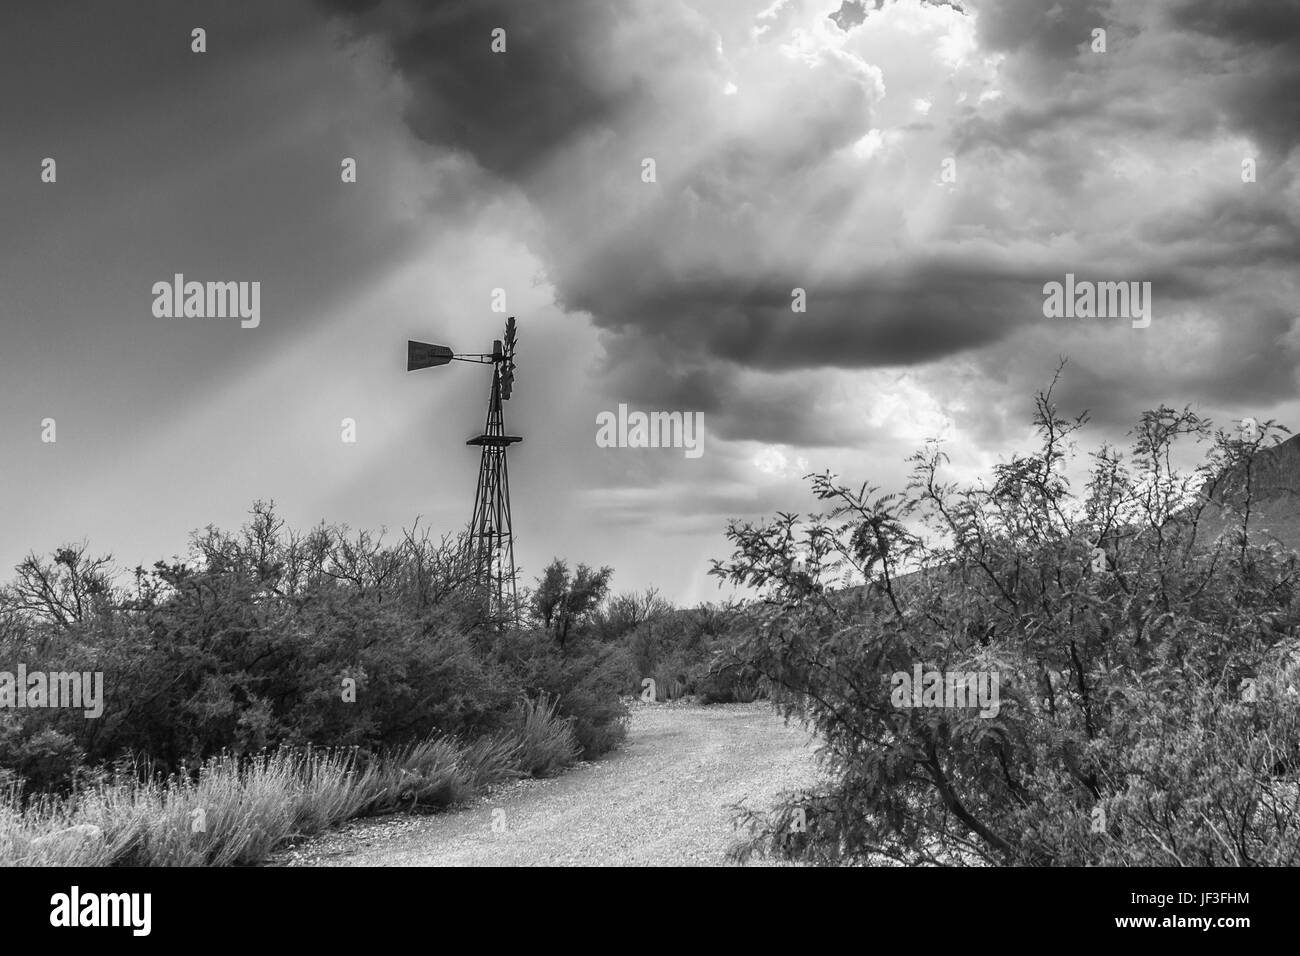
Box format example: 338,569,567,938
407,315,521,625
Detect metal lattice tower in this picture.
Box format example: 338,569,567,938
408,316,521,623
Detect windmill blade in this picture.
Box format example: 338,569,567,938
500,355,515,400
501,345,515,400
407,341,454,371
503,318,518,399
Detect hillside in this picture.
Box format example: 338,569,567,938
1197,433,1300,551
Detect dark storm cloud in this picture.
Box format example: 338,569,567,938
962,0,1300,158
1137,195,1300,271
1167,0,1300,155
954,93,1129,153
592,338,855,446
318,0,926,445
970,0,1112,63
320,1,954,389
574,264,1041,372
322,0,717,178
319,0,1300,449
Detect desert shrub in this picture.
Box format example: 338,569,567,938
564,689,631,757
190,754,298,865
2,744,439,866
530,559,613,649
647,666,690,702
287,748,376,835
3,751,321,866
456,733,524,792
591,588,675,643
695,661,767,705
0,720,85,796
0,509,631,799
362,736,474,815
619,603,750,702
512,693,581,777
502,631,632,757
717,370,1300,866
0,507,632,864
0,636,622,867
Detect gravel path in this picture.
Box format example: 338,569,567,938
272,701,822,867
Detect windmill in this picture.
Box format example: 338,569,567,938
407,316,521,623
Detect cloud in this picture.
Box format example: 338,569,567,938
319,0,1300,456
1166,0,1300,155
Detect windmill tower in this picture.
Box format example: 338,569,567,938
407,316,521,623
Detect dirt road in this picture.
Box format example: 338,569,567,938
274,701,821,866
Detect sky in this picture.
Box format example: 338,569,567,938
1,0,1298,605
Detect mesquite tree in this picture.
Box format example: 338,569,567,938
714,368,1300,866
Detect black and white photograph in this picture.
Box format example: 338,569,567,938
0,0,1295,934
